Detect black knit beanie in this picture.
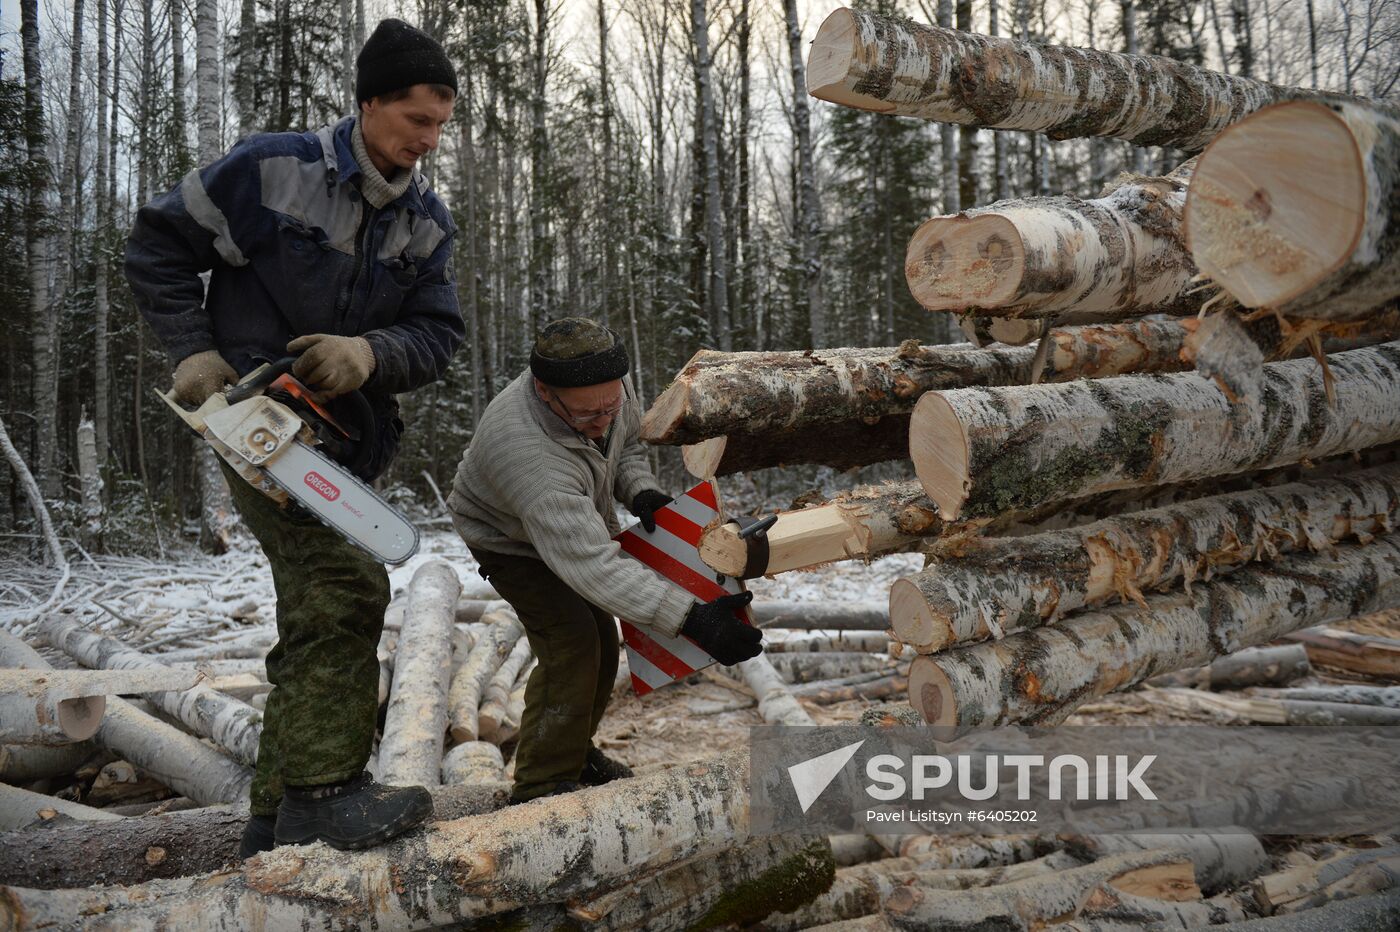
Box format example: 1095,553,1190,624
356,19,458,105
530,318,630,388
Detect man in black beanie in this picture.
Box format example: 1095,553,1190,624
447,318,762,804
125,20,463,856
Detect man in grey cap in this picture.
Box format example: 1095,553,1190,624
448,318,762,804
125,18,464,855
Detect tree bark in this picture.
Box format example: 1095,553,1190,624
0,692,104,745
94,0,112,466
760,851,1080,932
1060,833,1268,895
1147,643,1312,689
1251,846,1400,914
738,654,814,725
911,342,1400,522
907,160,1199,319
892,464,1400,652
0,784,124,832
806,8,1330,150
0,784,511,890
0,742,99,784
0,753,752,928
37,615,263,765
378,561,461,786
1214,891,1400,930
751,602,892,631
907,533,1400,735
1281,627,1400,677
882,849,1198,930
76,417,104,549
1154,688,1400,724
447,611,524,743
692,0,729,350
769,652,895,684
1254,685,1400,708
648,319,1202,475
767,631,891,654
1186,100,1400,320
476,636,532,741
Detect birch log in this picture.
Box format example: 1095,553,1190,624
1255,685,1400,708
0,741,98,783
0,692,103,744
440,741,506,784
752,602,892,631
1148,643,1312,689
1,631,250,806
906,161,1200,319
738,654,815,725
1282,626,1400,677
475,636,533,741
1251,845,1400,914
881,849,1199,930
891,465,1400,652
0,783,124,831
911,342,1400,522
1213,890,1400,930
37,615,262,765
770,652,897,684
908,533,1400,734
647,321,1200,475
1060,833,1269,894
1154,689,1400,725
1186,100,1400,320
0,752,752,930
759,851,1081,932
806,7,1321,150
378,560,461,787
447,610,524,743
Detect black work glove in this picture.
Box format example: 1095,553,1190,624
681,591,763,666
630,489,674,533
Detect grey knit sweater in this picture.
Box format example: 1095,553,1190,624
447,371,695,637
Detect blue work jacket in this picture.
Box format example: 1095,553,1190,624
125,115,465,479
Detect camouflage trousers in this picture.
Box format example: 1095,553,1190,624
469,547,618,802
222,464,390,815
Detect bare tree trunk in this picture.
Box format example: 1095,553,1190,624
170,0,186,167
784,0,825,348
693,0,730,350
1120,1,1148,172
988,0,1010,202
94,0,111,466
54,0,85,413
340,0,354,113
529,0,551,331
236,0,256,137
954,0,980,209
911,343,1400,522
21,0,57,500
935,0,959,217
908,534,1400,734
76,416,104,550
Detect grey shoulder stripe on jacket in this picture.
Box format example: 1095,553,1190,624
179,170,249,267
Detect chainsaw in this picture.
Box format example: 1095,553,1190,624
160,359,420,564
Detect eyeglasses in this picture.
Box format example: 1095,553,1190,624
551,392,626,426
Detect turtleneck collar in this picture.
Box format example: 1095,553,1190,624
351,117,414,209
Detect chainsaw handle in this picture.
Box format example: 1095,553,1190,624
225,357,299,405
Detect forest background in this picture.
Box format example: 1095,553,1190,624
0,0,1397,558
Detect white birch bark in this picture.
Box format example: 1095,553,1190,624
37,615,262,765
907,160,1198,318
21,0,56,500
752,602,891,631
76,416,104,548
447,610,524,743
908,533,1400,735
0,752,753,929
892,464,1400,652
784,0,825,347
476,635,533,741
378,560,461,786
0,742,97,784
0,693,104,745
440,741,506,784
693,0,730,349
94,0,111,462
1186,100,1400,320
1255,685,1400,708
1062,833,1268,894
1149,643,1311,689
1252,845,1400,914
194,0,218,161
769,651,894,684
0,415,65,570
882,849,1197,929
806,8,1332,150
737,654,814,725
911,342,1400,521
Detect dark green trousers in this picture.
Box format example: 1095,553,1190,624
469,547,618,802
223,463,390,815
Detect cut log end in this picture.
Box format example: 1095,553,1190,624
56,695,105,743
698,523,749,578
910,392,970,521
906,214,1026,311
888,578,947,654
639,380,688,443
806,9,892,113
907,657,957,727
1186,101,1365,310
683,436,728,480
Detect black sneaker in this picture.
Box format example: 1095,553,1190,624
238,813,278,858
508,780,585,806
274,772,433,851
579,747,634,786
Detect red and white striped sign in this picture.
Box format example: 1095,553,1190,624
615,480,751,696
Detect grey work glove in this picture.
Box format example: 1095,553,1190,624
172,349,237,406
288,334,376,398
681,591,762,666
